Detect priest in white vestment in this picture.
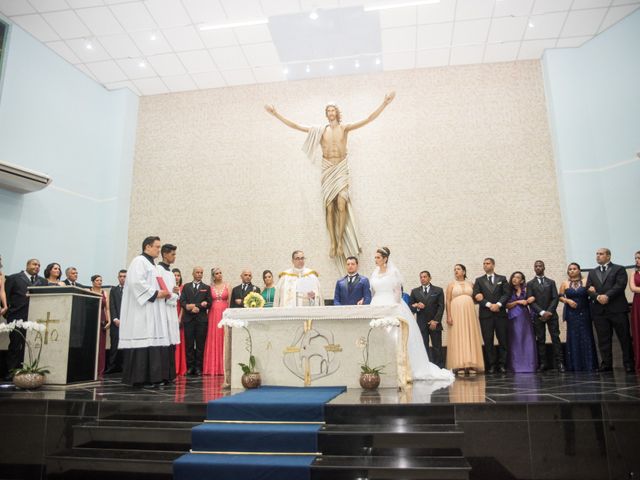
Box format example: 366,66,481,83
274,250,323,307
119,236,171,386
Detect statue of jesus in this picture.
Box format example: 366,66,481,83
265,92,395,263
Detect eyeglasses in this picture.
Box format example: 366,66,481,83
293,257,305,261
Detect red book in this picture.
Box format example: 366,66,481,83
157,276,169,293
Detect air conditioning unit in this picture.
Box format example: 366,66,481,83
0,160,51,194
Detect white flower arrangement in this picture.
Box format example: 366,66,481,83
369,317,400,329
218,318,248,329
0,319,50,375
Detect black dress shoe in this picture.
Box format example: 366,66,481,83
598,364,613,372
625,365,635,374
187,368,196,376
195,369,202,377
557,363,566,373
498,366,507,374
537,364,547,373
487,367,496,374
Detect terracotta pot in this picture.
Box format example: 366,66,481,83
13,373,45,390
241,372,261,389
359,372,380,390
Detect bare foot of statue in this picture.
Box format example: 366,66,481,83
329,244,336,258
336,243,344,258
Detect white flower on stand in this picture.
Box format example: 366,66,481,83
0,320,45,333
218,318,248,329
369,317,400,330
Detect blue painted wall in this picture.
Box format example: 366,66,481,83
543,10,640,268
0,23,138,284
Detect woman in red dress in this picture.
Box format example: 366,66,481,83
172,268,187,376
629,251,640,372
90,275,110,379
203,268,230,375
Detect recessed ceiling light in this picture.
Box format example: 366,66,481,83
309,9,319,20
375,58,381,65
199,18,269,31
138,61,146,68
329,63,334,70
528,21,534,28
149,32,157,41
364,0,440,12
355,60,360,68
283,68,289,75
85,41,93,50
305,65,311,73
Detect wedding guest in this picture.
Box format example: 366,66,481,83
63,267,83,287
44,262,65,286
505,272,537,373
105,269,126,374
230,270,261,308
560,263,598,372
4,259,47,379
156,244,181,384
409,271,444,367
445,264,484,374
203,268,229,375
0,255,8,318
630,251,640,372
527,260,564,372
261,270,276,307
172,268,187,376
586,248,633,372
180,267,212,376
473,258,510,374
90,274,111,378
334,257,371,306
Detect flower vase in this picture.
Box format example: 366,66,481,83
13,373,45,390
241,372,261,389
359,372,380,390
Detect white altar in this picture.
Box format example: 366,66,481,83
222,305,412,389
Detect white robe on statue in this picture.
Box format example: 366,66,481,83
274,268,323,307
156,264,181,346
119,255,170,349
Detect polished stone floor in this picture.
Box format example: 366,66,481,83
1,370,640,405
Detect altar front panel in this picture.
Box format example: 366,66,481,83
226,306,409,389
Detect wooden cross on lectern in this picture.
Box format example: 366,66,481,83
36,312,60,345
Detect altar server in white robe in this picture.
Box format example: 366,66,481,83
156,243,181,382
274,250,323,307
119,236,171,386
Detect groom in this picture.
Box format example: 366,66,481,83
333,257,371,306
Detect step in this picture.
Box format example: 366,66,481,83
46,448,181,476
311,455,471,480
98,401,207,422
324,404,456,425
72,419,198,449
318,424,464,455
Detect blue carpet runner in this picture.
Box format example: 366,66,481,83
173,386,345,480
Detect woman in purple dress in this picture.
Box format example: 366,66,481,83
559,263,598,372
506,271,537,373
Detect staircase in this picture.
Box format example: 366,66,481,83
312,403,471,480
46,403,205,480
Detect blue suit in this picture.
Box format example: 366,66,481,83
333,274,371,306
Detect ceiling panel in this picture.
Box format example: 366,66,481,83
116,57,158,78
452,19,491,46
162,74,197,92
455,0,495,20
42,10,91,39
382,50,415,70
210,45,250,69
0,0,35,16
133,76,169,94
99,33,142,58
162,25,204,51
488,16,528,43
147,52,186,76
561,8,608,36
178,50,216,73
415,47,450,68
76,6,124,36
524,11,567,39
450,44,484,65
109,2,157,31
85,59,127,82
222,67,256,85
10,14,60,41
381,26,416,52
483,41,520,62
144,0,191,28
417,23,453,49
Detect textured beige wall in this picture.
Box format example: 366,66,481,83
128,60,566,322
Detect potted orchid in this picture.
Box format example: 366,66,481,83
360,317,400,389
0,320,49,389
219,318,261,389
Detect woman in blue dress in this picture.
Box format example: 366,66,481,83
559,263,598,372
506,271,537,373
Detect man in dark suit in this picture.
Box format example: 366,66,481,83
63,267,84,287
527,260,564,372
409,271,445,368
4,258,47,379
179,266,213,375
105,269,127,374
473,258,510,374
586,248,633,373
333,257,371,306
230,270,261,308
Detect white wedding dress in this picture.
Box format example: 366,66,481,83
370,265,455,382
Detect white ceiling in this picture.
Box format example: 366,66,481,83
0,0,638,95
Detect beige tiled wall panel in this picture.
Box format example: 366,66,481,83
128,60,567,344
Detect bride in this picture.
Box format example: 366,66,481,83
370,247,455,382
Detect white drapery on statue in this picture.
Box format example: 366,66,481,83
302,126,362,275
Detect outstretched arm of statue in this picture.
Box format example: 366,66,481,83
345,91,395,132
264,104,310,133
